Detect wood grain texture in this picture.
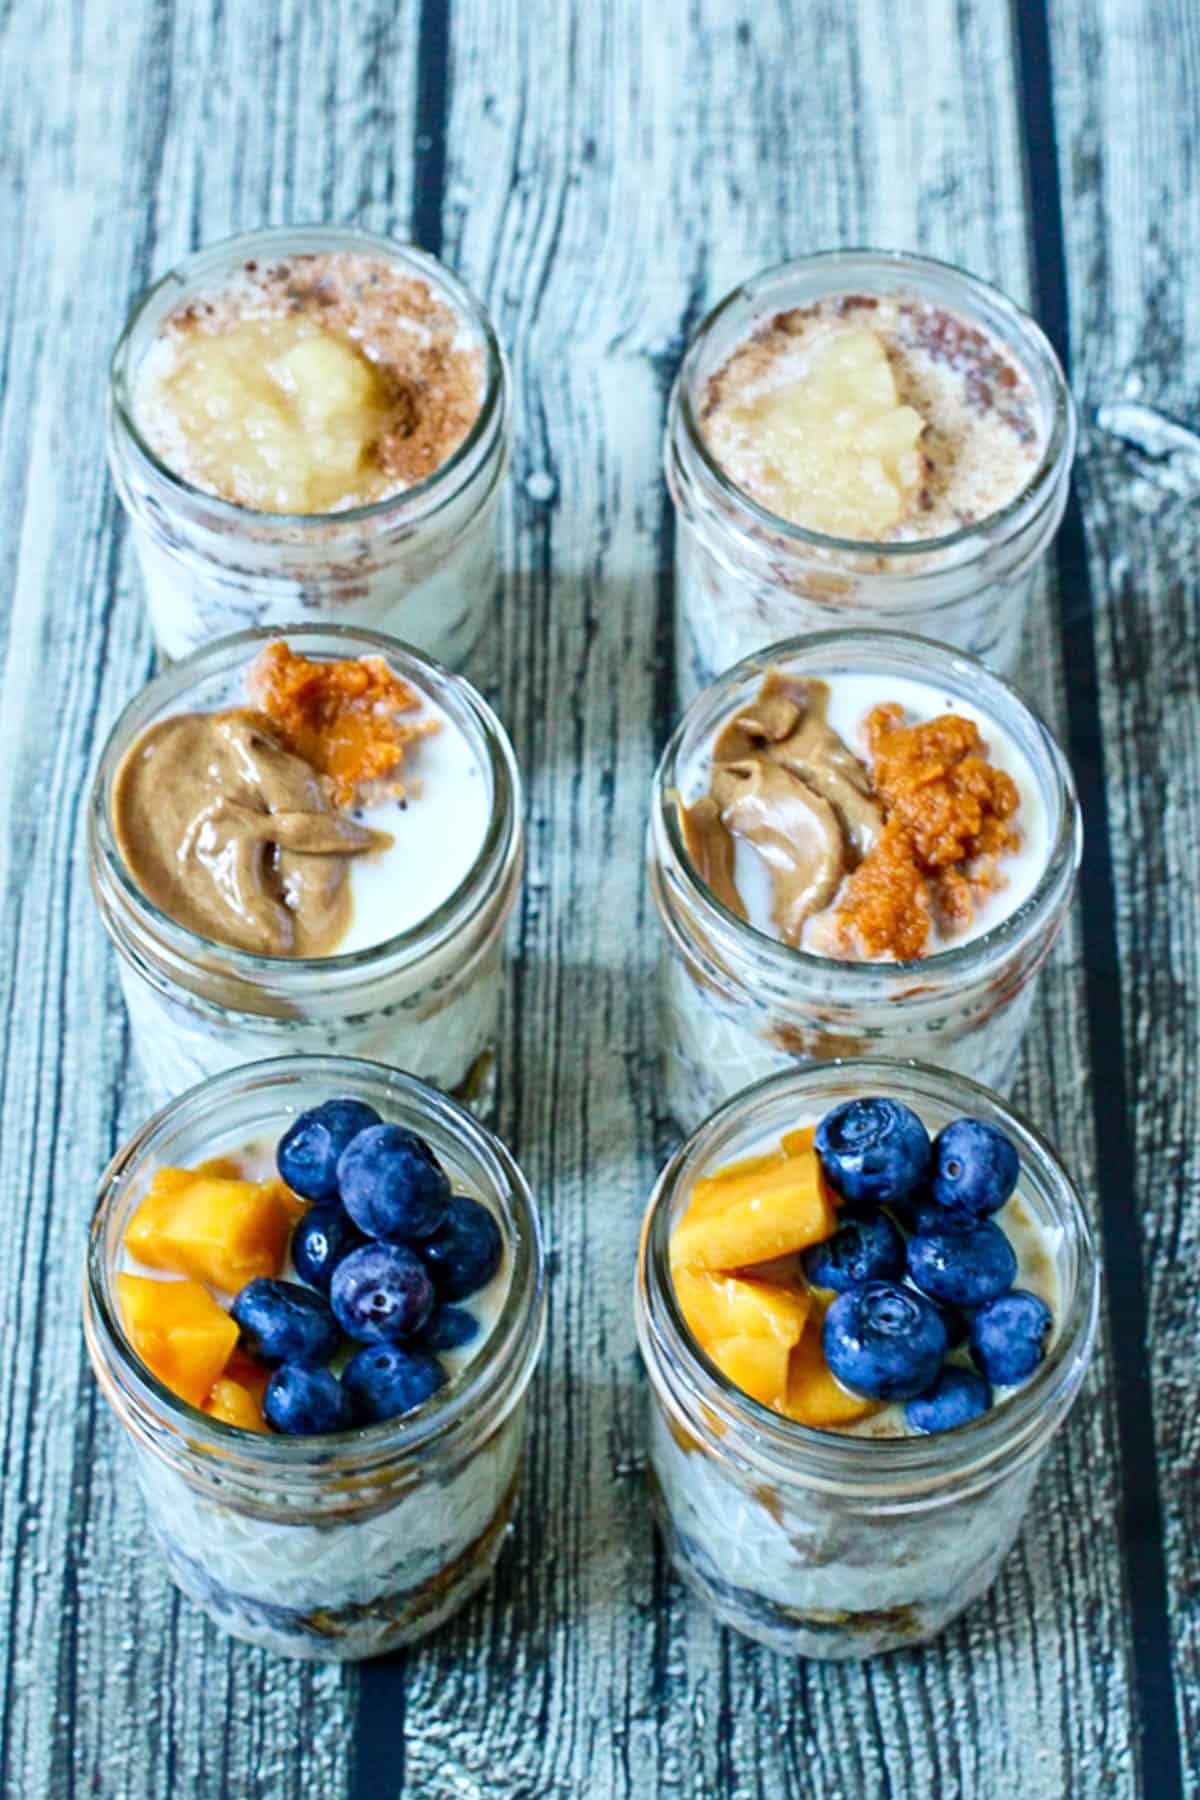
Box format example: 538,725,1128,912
1049,0,1200,1769
0,0,1188,1793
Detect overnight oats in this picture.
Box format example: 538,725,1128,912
89,625,522,1106
665,251,1075,697
647,630,1081,1130
84,1057,546,1658
635,1059,1098,1658
108,226,509,665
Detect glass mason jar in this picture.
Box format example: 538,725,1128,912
107,225,510,667
647,629,1081,1133
89,624,523,1110
665,250,1076,702
635,1058,1098,1659
83,1056,547,1660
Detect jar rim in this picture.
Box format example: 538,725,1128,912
652,626,1082,988
637,1056,1099,1495
673,247,1076,561
89,622,521,983
108,224,508,530
84,1055,547,1475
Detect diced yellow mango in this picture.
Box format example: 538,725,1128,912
225,1350,271,1403
780,1125,816,1158
707,1334,792,1411
784,1313,882,1429
674,1267,810,1355
670,1148,837,1271
204,1376,268,1432
118,1274,239,1408
194,1154,246,1181
681,1150,788,1224
125,1169,297,1293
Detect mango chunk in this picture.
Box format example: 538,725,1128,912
708,1334,792,1411
679,1151,788,1226
671,1148,837,1271
118,1274,238,1408
780,1125,816,1158
674,1267,810,1354
225,1350,271,1403
125,1169,297,1293
784,1314,882,1428
205,1376,268,1432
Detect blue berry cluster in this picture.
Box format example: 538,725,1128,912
229,1097,503,1436
810,1099,1054,1434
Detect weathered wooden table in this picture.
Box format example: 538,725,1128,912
1,0,1194,1793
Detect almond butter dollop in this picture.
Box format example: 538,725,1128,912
112,644,440,958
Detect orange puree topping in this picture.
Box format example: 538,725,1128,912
249,641,437,807
832,706,1020,957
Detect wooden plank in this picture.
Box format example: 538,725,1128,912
0,0,428,1794
386,1,1136,1796
1048,0,1200,1775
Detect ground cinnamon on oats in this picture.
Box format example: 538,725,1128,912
831,706,1021,958
249,642,437,807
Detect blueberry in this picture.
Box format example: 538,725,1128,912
329,1241,434,1344
969,1290,1053,1384
276,1098,382,1201
337,1125,450,1243
415,1304,480,1352
904,1365,992,1434
906,1219,1017,1308
291,1203,365,1294
231,1278,339,1367
342,1344,447,1425
931,1118,1020,1220
822,1279,948,1401
802,1208,903,1292
935,1301,971,1351
815,1099,931,1207
419,1195,503,1301
264,1363,352,1435
893,1191,979,1238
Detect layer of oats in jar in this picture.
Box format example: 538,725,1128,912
647,632,1080,1130
665,254,1075,695
90,627,522,1107
635,1067,1097,1659
84,1061,546,1660
108,229,509,665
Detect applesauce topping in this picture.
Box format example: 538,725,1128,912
134,252,484,514
680,673,1022,961
700,296,1043,542
113,644,437,957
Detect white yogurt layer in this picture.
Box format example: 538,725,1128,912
340,698,492,954
681,668,1050,958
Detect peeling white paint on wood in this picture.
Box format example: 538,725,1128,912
0,0,1185,1793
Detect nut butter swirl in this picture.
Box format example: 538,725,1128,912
681,673,883,946
113,710,391,956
